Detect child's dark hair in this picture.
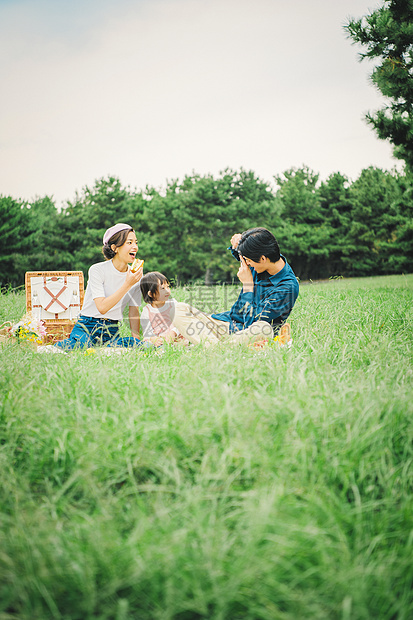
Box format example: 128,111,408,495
140,272,169,304
238,227,280,263
102,227,134,260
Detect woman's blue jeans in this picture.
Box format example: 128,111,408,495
54,315,144,350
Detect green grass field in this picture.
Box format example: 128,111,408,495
1,275,412,620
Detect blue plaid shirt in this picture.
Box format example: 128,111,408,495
211,253,299,334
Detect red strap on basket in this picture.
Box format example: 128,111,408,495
42,276,68,312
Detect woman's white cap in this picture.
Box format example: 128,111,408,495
103,223,132,245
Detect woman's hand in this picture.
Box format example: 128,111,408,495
237,255,254,292
126,264,143,287
129,306,140,338
145,336,164,347
231,233,242,249
162,329,179,343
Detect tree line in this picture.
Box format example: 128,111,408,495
1,165,413,287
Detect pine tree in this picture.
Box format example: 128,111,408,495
345,0,413,169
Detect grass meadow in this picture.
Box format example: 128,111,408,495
0,274,412,620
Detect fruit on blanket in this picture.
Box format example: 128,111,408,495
131,258,144,273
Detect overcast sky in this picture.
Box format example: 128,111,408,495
0,0,398,206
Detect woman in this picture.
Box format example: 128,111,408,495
39,223,145,351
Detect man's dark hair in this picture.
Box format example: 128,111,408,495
238,227,280,263
140,271,169,304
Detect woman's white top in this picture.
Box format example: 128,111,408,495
81,260,142,321
140,299,178,338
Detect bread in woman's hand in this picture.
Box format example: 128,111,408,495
131,258,144,273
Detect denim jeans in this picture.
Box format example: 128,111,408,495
54,315,143,350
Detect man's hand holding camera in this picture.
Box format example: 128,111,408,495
232,233,254,293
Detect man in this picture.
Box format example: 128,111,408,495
172,227,299,346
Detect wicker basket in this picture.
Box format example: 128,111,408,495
25,271,85,344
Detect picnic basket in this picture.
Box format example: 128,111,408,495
25,271,84,344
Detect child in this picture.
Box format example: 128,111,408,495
38,223,145,352
140,272,187,346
